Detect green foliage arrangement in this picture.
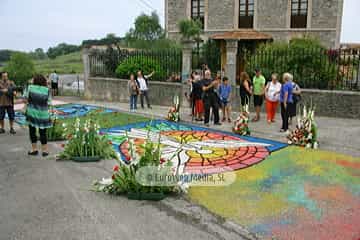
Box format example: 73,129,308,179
58,118,118,160
94,131,181,198
246,37,337,89
5,52,35,86
115,56,165,81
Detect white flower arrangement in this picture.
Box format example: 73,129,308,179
287,105,319,149
233,104,251,136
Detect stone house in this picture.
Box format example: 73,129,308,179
165,0,344,84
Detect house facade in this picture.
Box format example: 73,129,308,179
165,0,344,48
165,0,344,84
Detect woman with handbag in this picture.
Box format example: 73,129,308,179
24,74,52,157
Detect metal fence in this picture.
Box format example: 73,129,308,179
89,48,182,82
245,48,360,91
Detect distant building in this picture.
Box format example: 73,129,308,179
165,0,344,48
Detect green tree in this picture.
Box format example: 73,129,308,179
5,52,35,85
125,12,164,42
47,43,80,59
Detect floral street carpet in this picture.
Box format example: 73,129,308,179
13,103,117,125
101,120,287,174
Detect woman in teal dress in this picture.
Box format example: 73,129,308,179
24,75,52,157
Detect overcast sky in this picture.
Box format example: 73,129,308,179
0,0,359,51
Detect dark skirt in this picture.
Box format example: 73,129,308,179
288,102,297,118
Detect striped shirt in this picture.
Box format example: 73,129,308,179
25,85,52,129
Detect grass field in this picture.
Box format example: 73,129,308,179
34,51,83,74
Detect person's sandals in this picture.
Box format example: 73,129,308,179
42,152,49,157
10,128,16,134
0,128,5,134
28,151,39,156
228,119,232,123
251,117,259,122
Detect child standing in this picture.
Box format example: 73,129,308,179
219,77,232,123
128,74,138,112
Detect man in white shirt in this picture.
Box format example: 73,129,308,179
49,70,59,96
136,70,154,109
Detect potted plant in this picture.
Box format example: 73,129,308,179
166,95,180,122
94,131,182,201
58,118,118,162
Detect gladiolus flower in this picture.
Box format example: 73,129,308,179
160,158,166,164
113,165,119,172
125,156,131,161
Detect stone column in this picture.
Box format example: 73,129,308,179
82,48,91,99
225,39,238,86
181,40,195,108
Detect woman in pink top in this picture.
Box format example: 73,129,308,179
265,73,282,124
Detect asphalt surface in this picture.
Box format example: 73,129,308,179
0,124,220,240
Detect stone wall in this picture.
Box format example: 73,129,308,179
86,77,182,106
207,0,235,30
257,0,288,29
86,77,360,119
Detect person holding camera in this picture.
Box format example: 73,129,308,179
0,72,16,134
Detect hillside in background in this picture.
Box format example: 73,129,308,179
0,51,83,75
34,51,83,75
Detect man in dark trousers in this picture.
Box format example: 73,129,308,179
0,72,17,134
201,70,221,127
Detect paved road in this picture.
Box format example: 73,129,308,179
0,124,219,240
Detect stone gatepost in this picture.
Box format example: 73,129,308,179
225,40,238,87
181,40,195,108
82,47,91,99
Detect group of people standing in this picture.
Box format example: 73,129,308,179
188,67,232,127
239,68,301,132
0,71,52,156
187,66,301,133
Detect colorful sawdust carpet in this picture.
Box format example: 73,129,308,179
102,120,287,174
189,147,360,240
14,103,117,125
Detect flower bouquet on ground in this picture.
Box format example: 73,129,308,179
233,104,251,136
93,132,182,201
57,118,118,162
47,111,65,142
287,105,319,149
167,95,180,122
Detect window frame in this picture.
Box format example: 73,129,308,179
238,0,254,29
290,0,308,28
191,0,205,29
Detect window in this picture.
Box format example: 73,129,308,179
291,0,308,28
191,0,205,29
239,0,254,28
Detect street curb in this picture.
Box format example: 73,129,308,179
153,196,259,240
